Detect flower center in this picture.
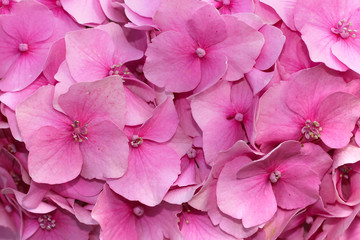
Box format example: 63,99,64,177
2,0,9,5
301,120,322,140
339,165,352,179
38,214,56,231
130,135,143,147
133,206,144,217
55,0,62,7
269,170,281,183
222,0,230,5
18,43,28,52
234,112,244,122
72,120,88,142
196,48,206,58
331,19,357,39
108,63,131,78
186,148,197,159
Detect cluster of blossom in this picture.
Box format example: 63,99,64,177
1,0,360,239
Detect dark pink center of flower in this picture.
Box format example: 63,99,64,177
196,48,206,58
331,19,357,39
2,0,9,5
130,135,143,147
55,0,62,7
301,120,322,140
18,43,28,52
269,170,281,183
133,206,144,217
72,120,88,142
187,148,197,159
108,63,131,78
38,214,56,231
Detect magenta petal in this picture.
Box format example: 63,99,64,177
80,120,129,180
316,92,360,149
108,141,180,206
261,0,297,30
28,126,82,184
139,98,179,143
58,76,127,129
245,68,273,95
144,31,201,92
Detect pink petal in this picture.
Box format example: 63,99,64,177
316,92,360,149
58,76,127,129
27,126,82,184
213,15,265,80
108,141,180,206
260,0,297,30
143,31,201,92
61,0,107,25
272,163,320,209
332,38,360,74
15,85,70,146
139,98,179,143
244,68,273,95
218,157,277,228
186,4,227,47
80,120,129,180
99,0,127,23
255,24,285,70
65,28,115,83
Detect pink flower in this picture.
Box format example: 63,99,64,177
294,0,360,73
217,141,332,228
206,0,254,15
191,80,257,164
16,77,129,184
92,184,183,240
0,0,56,91
256,66,360,149
107,98,180,206
144,2,264,93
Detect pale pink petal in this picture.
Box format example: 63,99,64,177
58,76,127,129
256,82,303,147
108,141,180,206
99,0,127,23
143,31,201,92
245,68,273,95
316,92,360,149
61,0,107,25
272,164,320,209
255,24,285,70
218,157,277,228
96,22,144,62
260,0,297,30
15,85,70,146
332,38,360,74
80,120,129,180
186,5,227,47
213,15,265,80
43,38,66,84
139,98,179,143
180,210,237,240
153,0,206,32
65,28,115,83
92,185,138,240
124,0,160,18
27,126,82,184
285,66,347,119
